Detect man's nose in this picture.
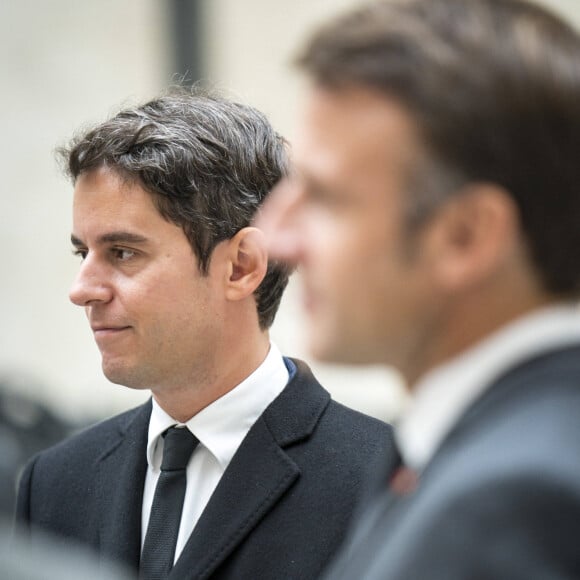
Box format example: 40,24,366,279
256,179,306,265
69,255,113,306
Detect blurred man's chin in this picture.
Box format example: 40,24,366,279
309,334,384,366
307,337,335,363
309,335,355,365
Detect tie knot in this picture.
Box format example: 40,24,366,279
161,426,198,471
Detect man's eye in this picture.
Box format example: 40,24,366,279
306,187,337,206
113,248,136,261
73,249,87,260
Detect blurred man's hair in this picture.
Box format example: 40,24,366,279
59,89,291,329
298,0,580,297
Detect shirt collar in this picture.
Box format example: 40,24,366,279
396,304,580,471
146,342,289,470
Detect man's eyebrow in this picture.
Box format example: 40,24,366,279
295,167,331,194
71,234,84,248
70,232,149,247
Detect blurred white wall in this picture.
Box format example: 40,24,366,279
0,0,169,419
0,0,578,422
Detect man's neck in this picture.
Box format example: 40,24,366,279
151,333,271,422
404,283,556,390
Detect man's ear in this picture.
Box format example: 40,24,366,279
224,227,268,301
423,184,522,293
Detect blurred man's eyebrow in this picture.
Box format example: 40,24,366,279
70,232,149,247
71,234,84,248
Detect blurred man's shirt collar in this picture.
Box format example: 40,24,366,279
396,304,580,471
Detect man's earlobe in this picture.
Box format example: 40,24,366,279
225,227,268,301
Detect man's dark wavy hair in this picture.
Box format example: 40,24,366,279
59,89,292,329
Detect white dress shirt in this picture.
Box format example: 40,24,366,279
396,304,580,471
141,342,289,561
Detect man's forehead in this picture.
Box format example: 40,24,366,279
70,169,180,246
72,168,156,212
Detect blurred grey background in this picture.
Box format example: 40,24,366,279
0,0,578,429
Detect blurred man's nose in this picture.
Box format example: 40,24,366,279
255,179,305,265
69,256,113,306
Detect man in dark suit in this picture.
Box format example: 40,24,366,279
16,91,393,579
257,0,580,577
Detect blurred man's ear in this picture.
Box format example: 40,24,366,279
421,184,523,293
224,227,268,301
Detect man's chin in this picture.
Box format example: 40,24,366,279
102,361,150,390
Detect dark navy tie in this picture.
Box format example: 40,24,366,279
140,426,198,580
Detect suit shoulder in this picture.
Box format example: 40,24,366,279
325,398,392,437
280,358,394,458
316,399,395,470
287,358,392,433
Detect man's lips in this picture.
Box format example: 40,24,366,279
91,325,131,338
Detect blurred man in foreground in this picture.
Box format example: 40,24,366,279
0,395,133,580
258,0,580,577
16,91,392,579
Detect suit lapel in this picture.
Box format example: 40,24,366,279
170,417,300,580
96,400,151,569
170,359,331,580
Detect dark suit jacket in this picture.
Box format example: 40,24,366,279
323,345,580,579
17,359,393,580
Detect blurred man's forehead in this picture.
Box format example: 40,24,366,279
293,85,421,197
